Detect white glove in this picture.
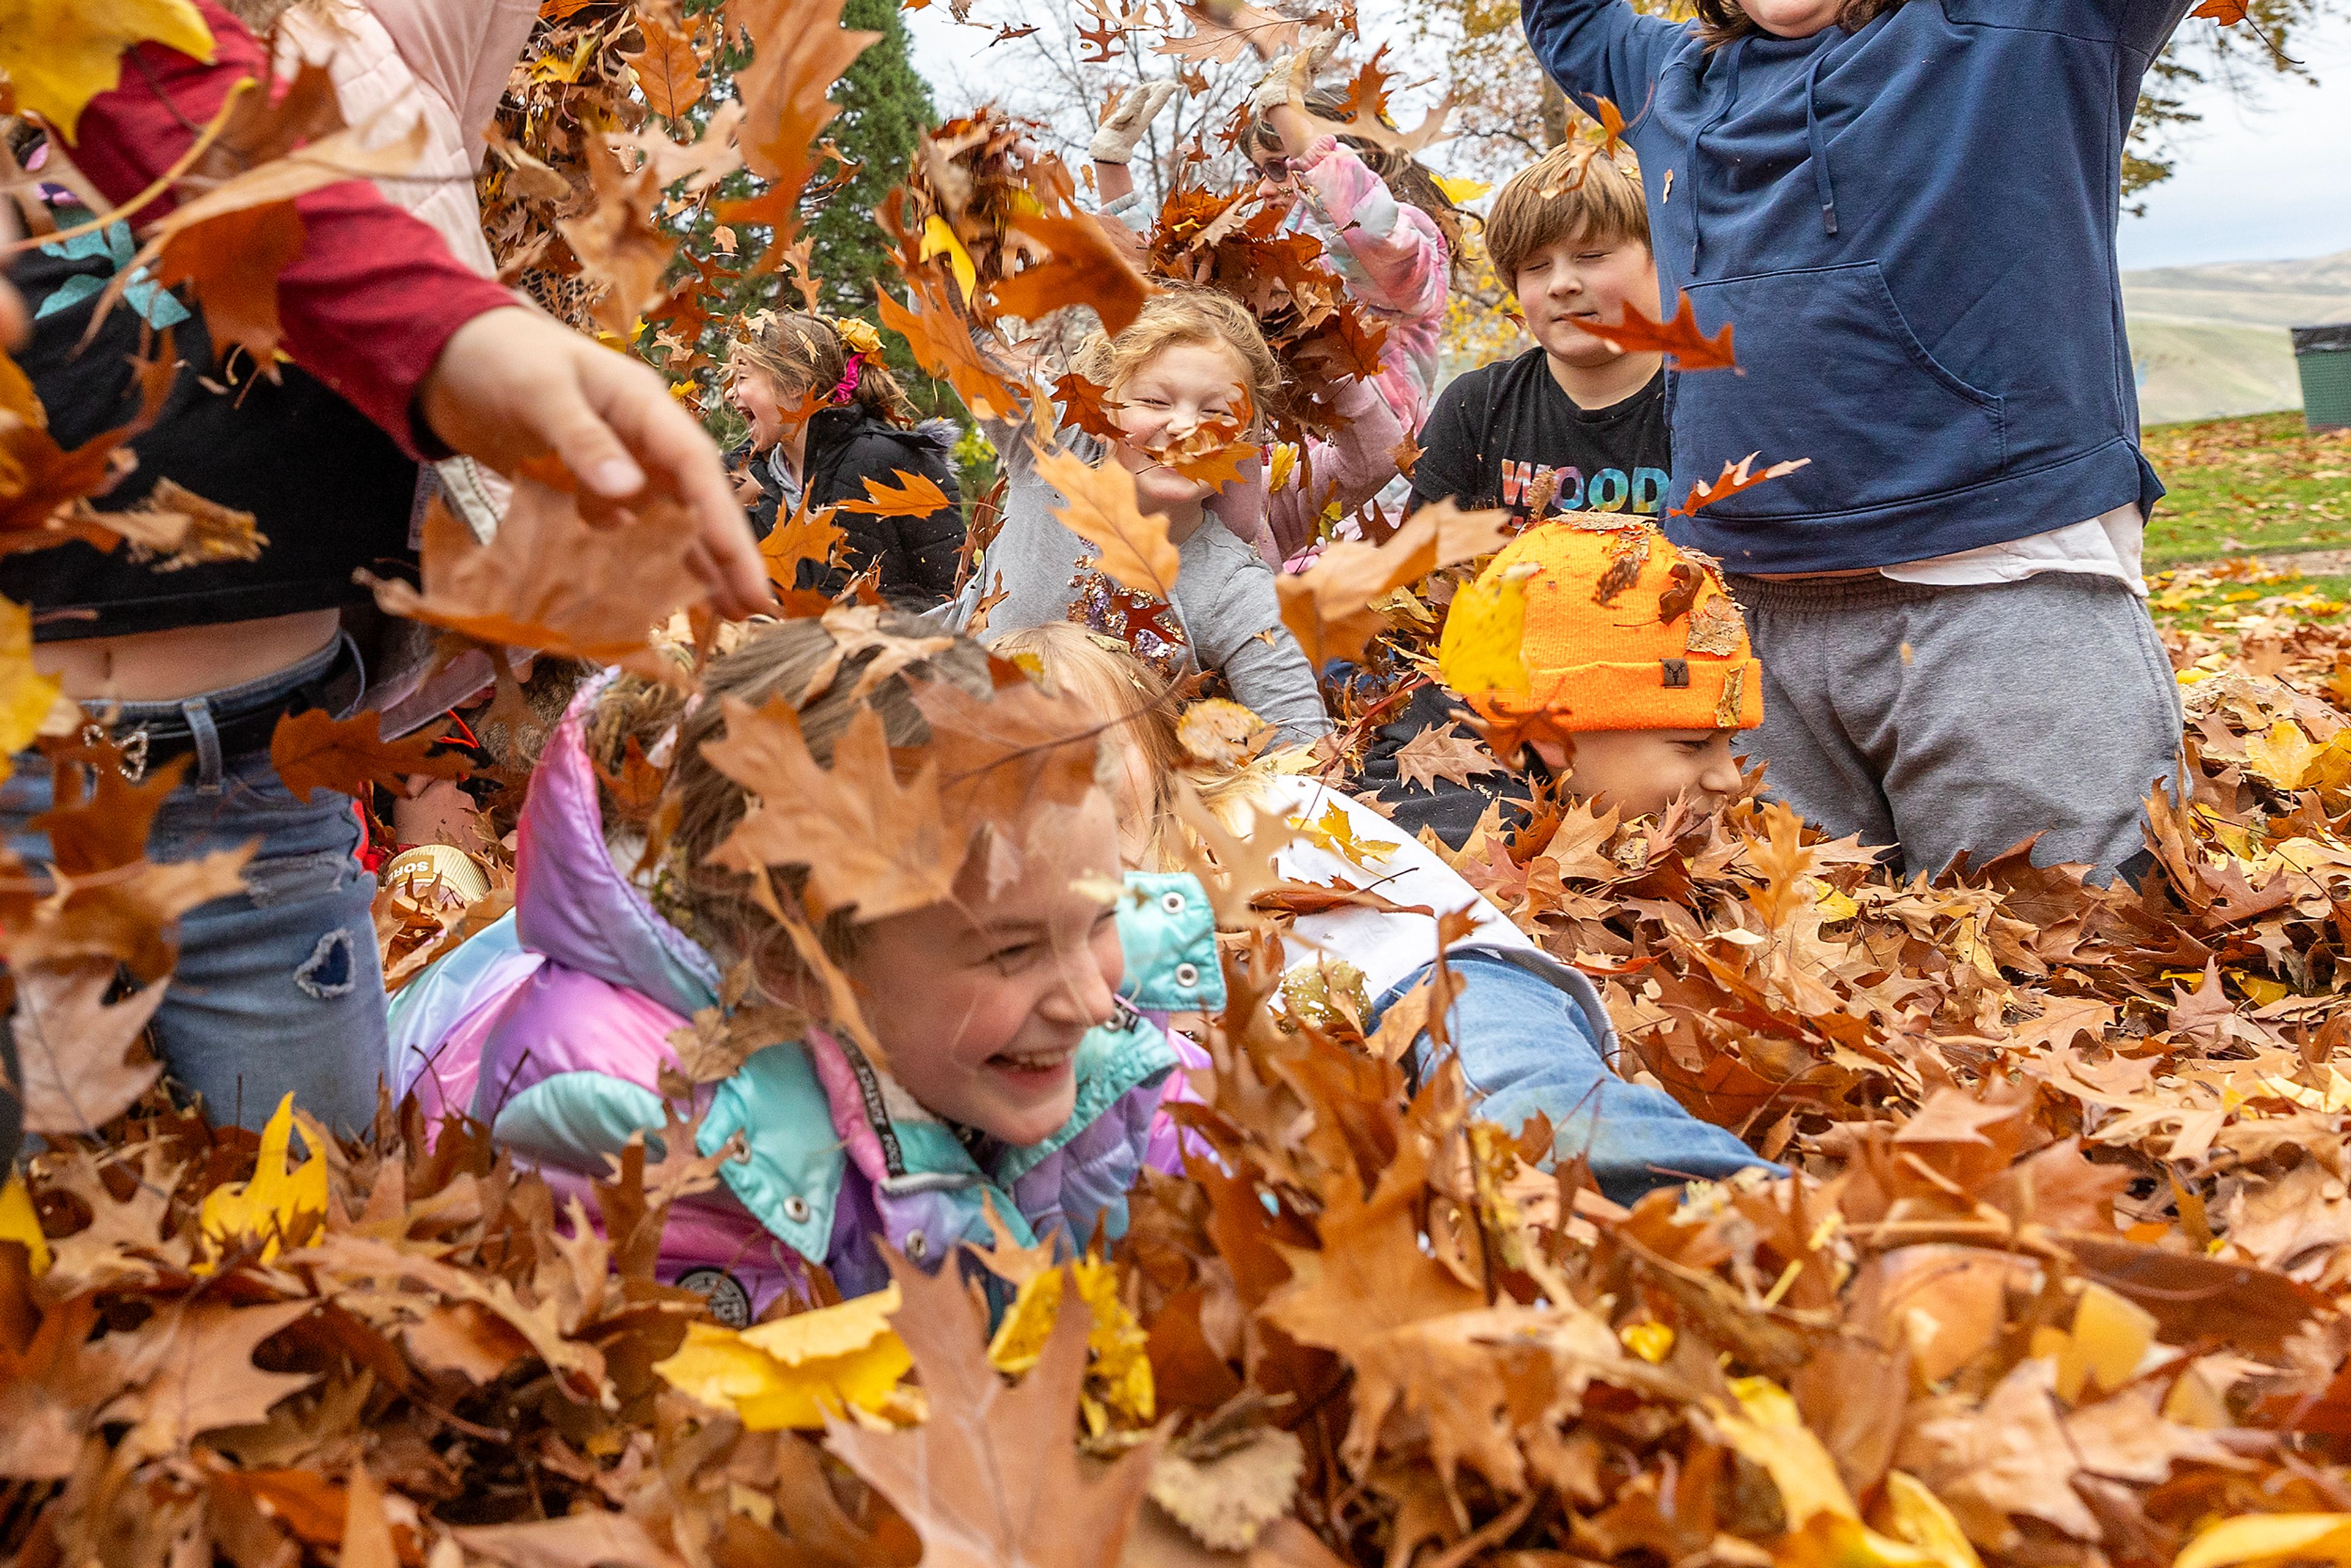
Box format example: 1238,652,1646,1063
1089,79,1183,165
1248,26,1340,114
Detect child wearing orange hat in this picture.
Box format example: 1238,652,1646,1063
1357,515,1763,843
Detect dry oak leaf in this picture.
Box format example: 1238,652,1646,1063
1563,290,1738,372
7,845,255,983
879,264,1024,419
271,708,473,804
1392,722,1504,793
997,208,1160,337
1177,698,1267,769
453,1514,689,1568
0,0,215,141
1147,1427,1307,1553
1277,498,1513,665
102,1297,320,1460
2190,0,2251,20
1033,443,1179,599
558,139,680,340
759,497,847,591
825,1248,1161,1568
0,340,177,546
1152,0,1308,62
0,1297,108,1480
367,487,707,668
1672,451,1812,519
837,469,954,517
197,1092,326,1266
624,9,708,120
112,118,430,367
340,1464,400,1568
9,959,168,1135
92,477,266,570
715,0,882,258
702,694,961,922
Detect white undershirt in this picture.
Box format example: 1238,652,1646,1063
1880,503,2147,597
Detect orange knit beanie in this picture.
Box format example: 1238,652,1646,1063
1437,514,1764,732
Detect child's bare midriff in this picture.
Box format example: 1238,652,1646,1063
33,609,342,703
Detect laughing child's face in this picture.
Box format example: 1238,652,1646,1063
1108,339,1252,523
1531,728,1744,820
844,789,1128,1147
1513,231,1665,370
727,367,807,451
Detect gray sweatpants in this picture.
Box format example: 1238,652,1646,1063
1728,572,2184,883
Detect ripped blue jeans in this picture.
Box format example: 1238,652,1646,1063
1,637,386,1134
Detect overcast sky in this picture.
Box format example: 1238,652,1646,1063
906,4,2351,274
2117,9,2351,269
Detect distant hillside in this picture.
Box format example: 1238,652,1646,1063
2124,249,2351,425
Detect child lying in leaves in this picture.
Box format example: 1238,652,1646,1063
994,620,1772,1204
1354,516,1760,849
384,616,1221,1324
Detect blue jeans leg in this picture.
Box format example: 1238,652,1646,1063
1382,952,1775,1207
2,743,389,1136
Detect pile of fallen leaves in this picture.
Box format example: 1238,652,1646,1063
15,1,2351,1566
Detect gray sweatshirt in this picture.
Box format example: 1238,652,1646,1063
952,421,1334,743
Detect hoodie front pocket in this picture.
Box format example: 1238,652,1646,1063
1678,262,2005,518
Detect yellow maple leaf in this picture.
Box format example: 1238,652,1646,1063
653,1284,912,1430
1286,800,1400,868
2240,720,2341,792
197,1092,326,1266
0,0,216,142
2025,1281,2156,1402
1437,560,1534,703
0,1169,52,1275
988,1257,1154,1433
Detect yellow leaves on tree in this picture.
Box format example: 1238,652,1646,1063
0,0,214,141
367,487,708,669
271,708,473,804
1033,443,1179,599
1277,498,1513,666
825,1250,1161,1568
654,1284,913,1429
702,696,960,923
717,0,882,260
197,1093,327,1266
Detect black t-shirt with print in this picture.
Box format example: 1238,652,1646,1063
1408,350,1670,525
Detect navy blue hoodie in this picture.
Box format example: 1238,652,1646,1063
1521,0,2194,572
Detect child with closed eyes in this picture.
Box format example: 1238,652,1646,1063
383,615,1223,1322
958,283,1403,743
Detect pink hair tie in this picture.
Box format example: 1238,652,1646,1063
825,356,863,407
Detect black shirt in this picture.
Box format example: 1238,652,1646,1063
1409,351,1670,525
729,407,967,609
2,209,419,640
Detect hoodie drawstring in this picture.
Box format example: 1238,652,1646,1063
1804,48,1840,236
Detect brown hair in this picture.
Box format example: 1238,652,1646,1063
1483,145,1651,286
1071,283,1285,431
727,311,915,426
1246,91,1466,268
1692,0,1911,48
989,621,1281,872
587,617,994,990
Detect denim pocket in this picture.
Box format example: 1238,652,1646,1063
1678,262,2006,518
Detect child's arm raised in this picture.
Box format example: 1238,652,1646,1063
1248,373,1409,562
1268,121,1448,323
1518,0,1687,113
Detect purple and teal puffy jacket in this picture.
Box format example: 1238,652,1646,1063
386,680,1223,1323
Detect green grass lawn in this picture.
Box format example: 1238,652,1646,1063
2142,411,2351,568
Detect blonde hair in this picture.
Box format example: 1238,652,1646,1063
587,617,995,988
989,621,1278,872
1483,147,1651,287
727,311,914,425
1071,283,1284,429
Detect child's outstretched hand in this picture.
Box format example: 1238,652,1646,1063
419,306,771,620
1089,79,1183,167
